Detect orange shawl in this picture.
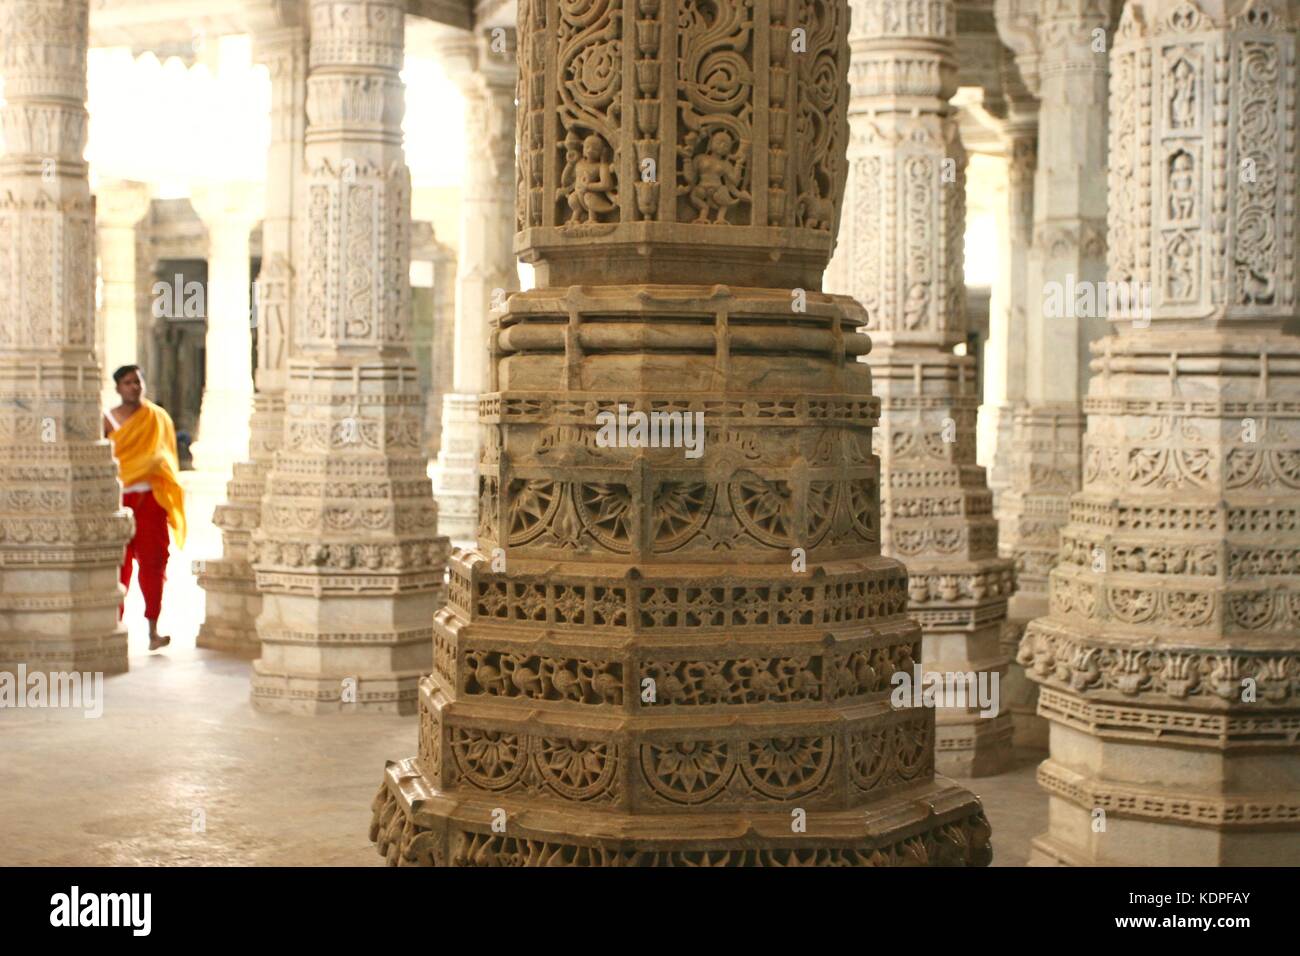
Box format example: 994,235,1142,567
108,399,187,548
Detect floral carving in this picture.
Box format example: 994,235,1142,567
641,739,735,804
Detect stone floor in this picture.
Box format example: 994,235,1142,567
0,491,1049,867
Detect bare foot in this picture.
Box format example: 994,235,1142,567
148,634,171,651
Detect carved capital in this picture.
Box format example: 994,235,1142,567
1109,0,1298,325
513,0,851,288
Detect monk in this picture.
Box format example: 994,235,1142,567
103,365,187,651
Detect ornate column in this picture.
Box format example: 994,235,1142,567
430,28,518,546
828,1,1015,776
197,23,307,656
420,228,457,459
94,179,151,409
0,0,133,676
995,0,1112,749
188,181,262,493
1021,0,1300,865
249,0,447,715
370,0,991,866
989,67,1043,749
981,69,1037,505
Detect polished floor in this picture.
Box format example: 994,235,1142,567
0,495,1048,867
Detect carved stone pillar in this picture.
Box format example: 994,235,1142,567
981,89,1036,506
95,179,151,410
0,0,133,676
189,181,262,492
1021,0,1300,865
249,0,447,715
995,0,1112,749
431,29,518,547
370,0,991,866
829,1,1015,776
990,78,1043,750
197,24,307,656
420,229,457,459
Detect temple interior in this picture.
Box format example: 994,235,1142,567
2,0,1299,868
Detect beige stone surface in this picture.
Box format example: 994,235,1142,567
431,28,518,547
369,0,992,867
197,22,309,658
0,0,134,679
1021,0,1300,866
994,0,1113,750
827,0,1015,777
248,0,448,715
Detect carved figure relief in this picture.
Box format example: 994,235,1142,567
561,131,618,224
1168,56,1197,129
681,128,752,224
370,0,992,867
1167,151,1195,220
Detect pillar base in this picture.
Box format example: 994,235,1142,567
0,565,131,677
251,665,425,715
1002,614,1047,751
194,558,261,657
371,757,992,867
0,630,128,678
1027,833,1086,867
935,710,1015,778
196,453,274,657
1023,620,1300,867
917,612,1017,778
1030,785,1300,867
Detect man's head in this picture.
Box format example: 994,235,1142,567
113,365,145,406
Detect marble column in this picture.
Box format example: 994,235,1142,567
370,0,991,866
431,29,518,547
991,90,1043,750
1021,0,1300,865
249,0,446,715
94,179,151,409
0,0,133,676
420,229,457,460
828,1,1015,776
995,0,1112,749
188,181,262,493
981,88,1036,506
197,24,307,656
993,125,1045,748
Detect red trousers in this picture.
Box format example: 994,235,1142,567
120,489,170,622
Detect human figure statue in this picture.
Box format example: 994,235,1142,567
103,365,187,651
1167,234,1196,300
1168,152,1195,220
1170,59,1196,129
560,132,617,224
683,128,751,224
903,282,930,329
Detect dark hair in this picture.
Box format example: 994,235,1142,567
113,364,142,384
